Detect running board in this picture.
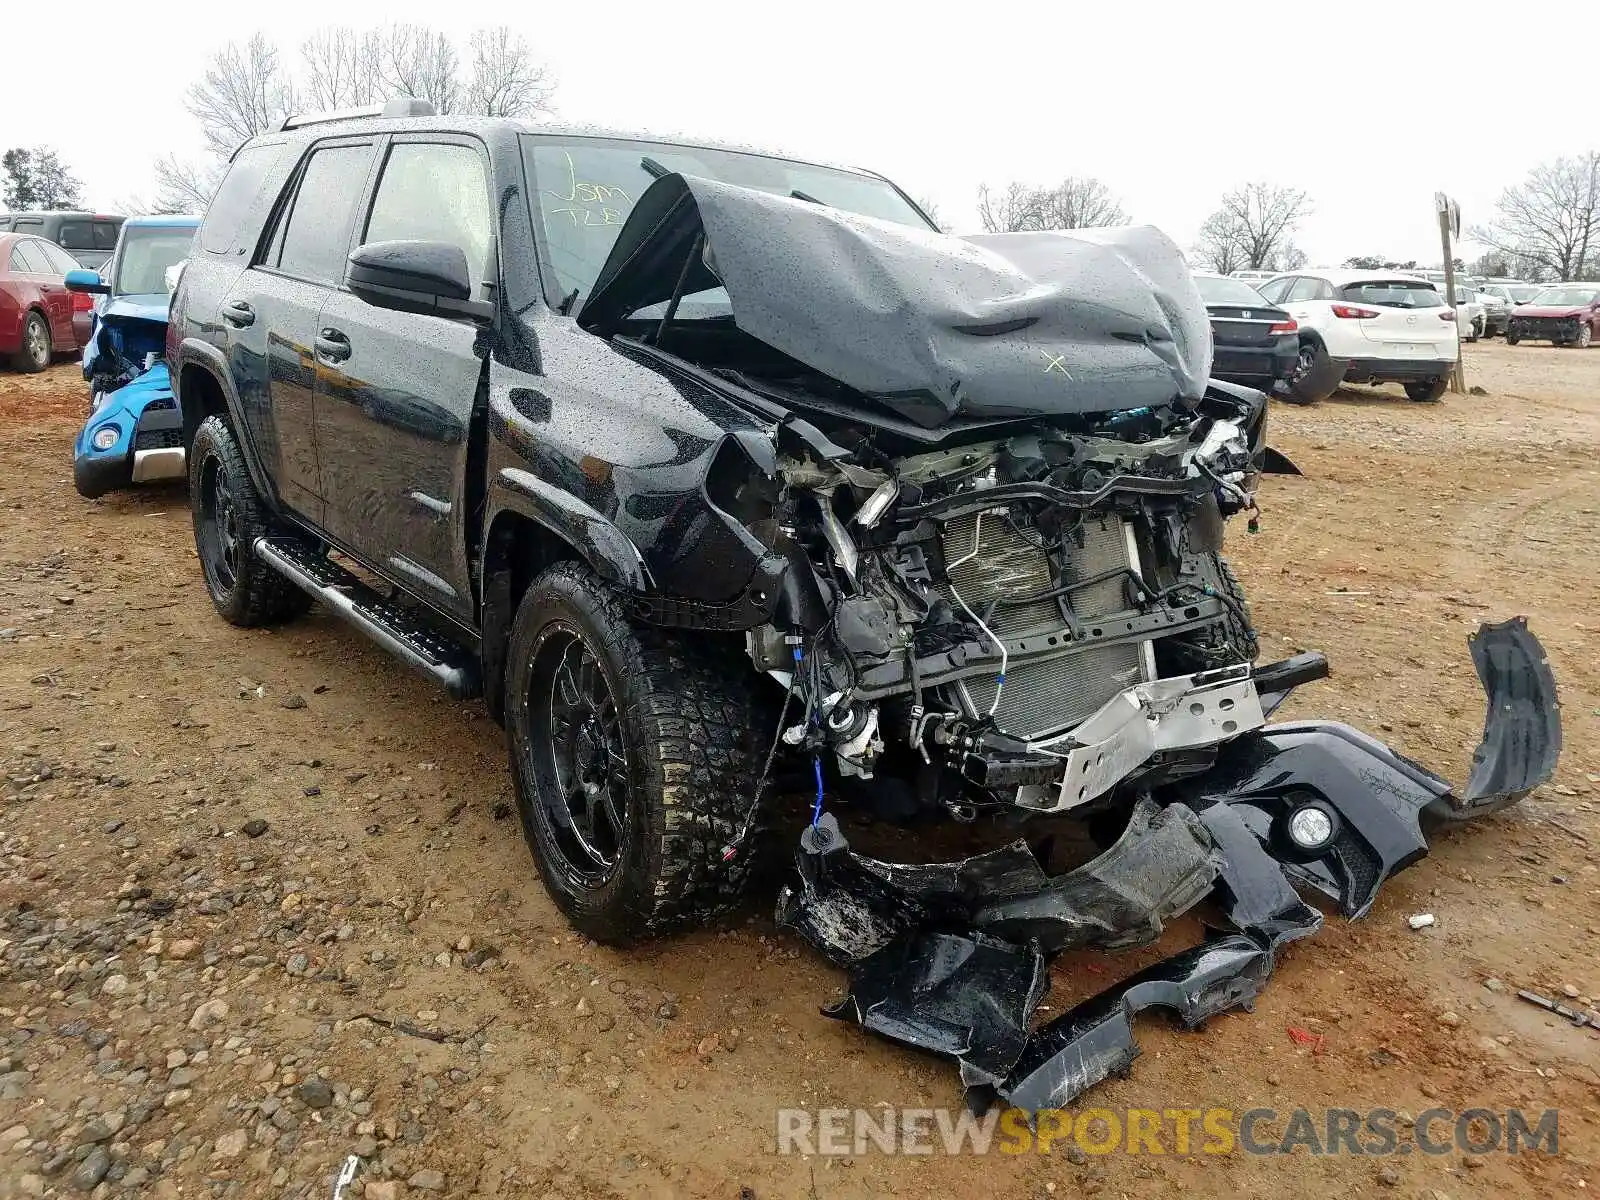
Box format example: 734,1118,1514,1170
253,537,481,698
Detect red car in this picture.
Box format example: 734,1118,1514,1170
0,231,94,372
1505,283,1600,348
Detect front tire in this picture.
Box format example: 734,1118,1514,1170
11,312,51,373
1578,323,1593,349
188,415,309,627
506,562,764,944
1505,332,1520,345
1405,376,1449,403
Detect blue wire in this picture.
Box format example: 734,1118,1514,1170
810,755,825,827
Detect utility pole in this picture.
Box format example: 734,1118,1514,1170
1436,192,1466,394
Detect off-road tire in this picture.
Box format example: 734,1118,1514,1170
11,311,51,373
1282,339,1341,405
506,561,764,944
1405,376,1449,403
189,415,310,627
1213,555,1259,663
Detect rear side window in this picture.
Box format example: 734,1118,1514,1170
271,144,375,284
13,240,50,274
363,142,494,295
1339,281,1445,309
1286,277,1331,302
37,242,80,273
199,142,292,256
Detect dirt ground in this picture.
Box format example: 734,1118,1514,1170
1,342,1597,1200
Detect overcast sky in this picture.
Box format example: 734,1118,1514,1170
2,2,1586,266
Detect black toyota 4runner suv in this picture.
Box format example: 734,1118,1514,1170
170,98,1289,945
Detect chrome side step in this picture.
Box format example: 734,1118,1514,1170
253,537,480,698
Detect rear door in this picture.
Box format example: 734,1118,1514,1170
1338,279,1457,360
313,135,493,622
35,241,93,346
13,239,73,346
224,137,380,524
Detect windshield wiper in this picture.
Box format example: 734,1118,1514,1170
790,189,824,205
556,287,581,316
640,156,670,180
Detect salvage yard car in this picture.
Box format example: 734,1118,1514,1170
1257,269,1460,403
1191,272,1297,392
0,230,93,371
1506,282,1600,347
66,215,199,497
166,99,1560,1114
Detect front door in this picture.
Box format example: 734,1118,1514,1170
223,138,379,524
313,137,494,624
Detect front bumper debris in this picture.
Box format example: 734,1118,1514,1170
782,619,1560,1113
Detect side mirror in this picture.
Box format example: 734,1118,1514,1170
347,241,492,321
64,268,109,294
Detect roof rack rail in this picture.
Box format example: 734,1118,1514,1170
278,96,437,132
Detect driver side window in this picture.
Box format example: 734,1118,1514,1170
362,142,494,300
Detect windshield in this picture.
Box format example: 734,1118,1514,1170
1528,286,1599,307
1339,280,1446,309
522,135,932,312
1507,286,1541,303
113,226,197,296
1194,275,1272,306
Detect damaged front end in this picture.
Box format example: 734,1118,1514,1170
567,173,1560,1110
73,299,183,499
780,618,1558,1112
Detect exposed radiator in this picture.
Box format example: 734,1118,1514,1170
943,511,1150,738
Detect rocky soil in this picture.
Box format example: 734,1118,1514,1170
1,341,1597,1198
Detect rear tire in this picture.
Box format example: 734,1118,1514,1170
189,415,310,627
506,561,764,944
11,312,51,373
1283,339,1340,405
1405,376,1449,403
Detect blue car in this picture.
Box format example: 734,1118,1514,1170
67,215,200,498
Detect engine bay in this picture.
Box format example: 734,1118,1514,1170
735,387,1273,819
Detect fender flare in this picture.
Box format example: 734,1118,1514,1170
485,467,650,593
172,337,279,507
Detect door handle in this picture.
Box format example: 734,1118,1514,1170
221,301,255,328
315,328,351,363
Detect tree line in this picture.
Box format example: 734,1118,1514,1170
150,24,554,212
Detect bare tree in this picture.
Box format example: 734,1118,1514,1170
185,33,295,159
1195,183,1311,271
1192,210,1245,274
300,27,386,110
465,27,555,117
977,177,1128,233
913,194,946,232
153,155,227,213
379,24,461,113
1470,153,1600,282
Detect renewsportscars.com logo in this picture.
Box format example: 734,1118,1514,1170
775,1106,1561,1157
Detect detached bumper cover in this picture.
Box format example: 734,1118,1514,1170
784,619,1560,1113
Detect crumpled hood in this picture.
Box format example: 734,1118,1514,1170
100,294,171,326
578,174,1213,427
